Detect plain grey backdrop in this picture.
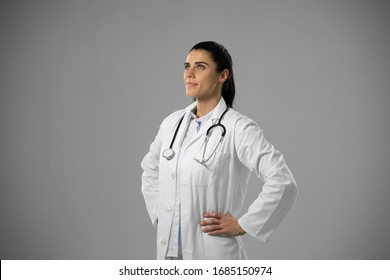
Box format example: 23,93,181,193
1,0,389,259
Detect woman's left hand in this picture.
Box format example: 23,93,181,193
200,212,246,237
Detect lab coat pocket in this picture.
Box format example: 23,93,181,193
203,235,241,259
194,152,231,189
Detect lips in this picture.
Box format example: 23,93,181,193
186,81,198,86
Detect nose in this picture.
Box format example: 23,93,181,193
184,67,195,78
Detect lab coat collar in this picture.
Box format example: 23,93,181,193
184,97,228,123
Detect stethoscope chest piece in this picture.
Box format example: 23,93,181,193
162,148,175,160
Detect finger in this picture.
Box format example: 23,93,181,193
199,219,218,226
201,225,223,233
207,229,227,236
199,218,221,226
203,212,222,219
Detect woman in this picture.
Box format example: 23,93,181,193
141,41,298,260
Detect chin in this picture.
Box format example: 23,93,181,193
186,91,197,98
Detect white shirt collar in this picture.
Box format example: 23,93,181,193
185,97,228,121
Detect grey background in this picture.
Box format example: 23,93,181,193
1,0,389,259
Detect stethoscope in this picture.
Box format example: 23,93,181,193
162,107,230,164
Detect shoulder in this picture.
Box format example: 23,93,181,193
225,108,262,132
226,109,267,152
160,108,186,128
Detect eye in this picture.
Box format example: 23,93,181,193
196,64,205,71
184,64,191,71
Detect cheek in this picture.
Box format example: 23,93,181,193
204,77,219,90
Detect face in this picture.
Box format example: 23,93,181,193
184,49,228,102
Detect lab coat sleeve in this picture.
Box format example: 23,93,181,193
141,122,163,228
235,117,298,242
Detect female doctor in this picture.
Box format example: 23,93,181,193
141,41,298,260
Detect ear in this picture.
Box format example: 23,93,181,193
219,69,230,83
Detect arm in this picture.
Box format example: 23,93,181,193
235,117,298,242
141,124,163,228
200,116,297,238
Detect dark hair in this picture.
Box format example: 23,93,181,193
190,41,235,108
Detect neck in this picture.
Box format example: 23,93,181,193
195,95,221,118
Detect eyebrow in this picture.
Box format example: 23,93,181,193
184,61,210,66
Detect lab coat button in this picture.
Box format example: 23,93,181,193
161,239,167,245
167,207,172,212
171,174,176,180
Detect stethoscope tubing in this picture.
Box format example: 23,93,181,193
162,106,230,161
168,114,185,150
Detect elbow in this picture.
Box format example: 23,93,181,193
286,177,298,204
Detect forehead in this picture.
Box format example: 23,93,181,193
186,49,214,64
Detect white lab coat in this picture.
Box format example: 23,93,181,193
141,98,297,259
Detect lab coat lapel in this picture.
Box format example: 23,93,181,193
170,101,197,160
